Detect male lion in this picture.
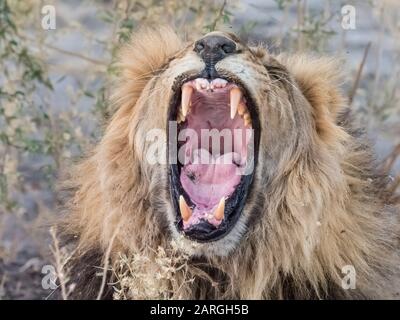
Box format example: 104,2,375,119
59,27,400,299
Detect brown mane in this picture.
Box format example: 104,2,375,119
59,27,400,299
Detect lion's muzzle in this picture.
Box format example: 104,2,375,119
194,34,237,79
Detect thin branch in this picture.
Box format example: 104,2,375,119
388,175,400,194
49,227,68,300
49,227,76,300
380,143,400,173
45,43,108,65
348,42,371,105
209,0,227,31
96,222,121,300
296,0,306,51
21,34,108,66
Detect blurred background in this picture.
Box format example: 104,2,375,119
0,0,399,299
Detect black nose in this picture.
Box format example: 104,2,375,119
194,35,237,78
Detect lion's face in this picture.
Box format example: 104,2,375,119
132,31,317,256
63,28,399,299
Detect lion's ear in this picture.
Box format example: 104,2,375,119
274,54,347,119
113,26,183,110
250,48,347,118
263,53,348,144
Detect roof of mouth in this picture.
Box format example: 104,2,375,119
176,78,253,231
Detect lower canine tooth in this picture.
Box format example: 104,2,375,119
177,112,185,124
214,197,225,221
230,87,242,119
179,195,192,222
181,85,193,117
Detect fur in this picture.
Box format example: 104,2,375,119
58,27,400,299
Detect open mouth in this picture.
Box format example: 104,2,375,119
168,75,260,242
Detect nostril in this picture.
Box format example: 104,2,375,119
194,35,237,78
221,43,236,54
194,41,205,53
194,36,237,58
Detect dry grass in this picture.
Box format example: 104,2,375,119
48,227,75,299
112,239,196,300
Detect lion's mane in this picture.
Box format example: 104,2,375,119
59,27,400,299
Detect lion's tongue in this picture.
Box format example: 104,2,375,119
180,149,241,212
177,82,251,228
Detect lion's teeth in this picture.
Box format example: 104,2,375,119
211,78,228,89
230,87,242,119
179,195,192,222
195,78,209,90
238,102,246,116
214,197,225,221
181,84,193,117
177,110,185,124
243,112,252,127
194,78,203,91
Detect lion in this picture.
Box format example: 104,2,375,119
58,26,400,299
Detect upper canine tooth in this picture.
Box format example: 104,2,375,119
179,195,192,222
214,197,225,221
181,85,193,117
230,87,242,119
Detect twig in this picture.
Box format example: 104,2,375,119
296,0,306,51
50,227,68,299
49,227,75,300
96,222,121,300
0,274,6,299
276,3,290,47
388,175,400,194
380,143,400,173
47,44,107,65
178,0,193,31
348,42,371,106
209,0,227,31
20,34,108,66
371,5,384,101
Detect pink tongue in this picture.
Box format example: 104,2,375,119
177,85,251,228
180,149,241,209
